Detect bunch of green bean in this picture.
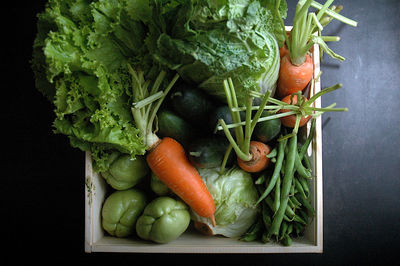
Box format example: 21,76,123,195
240,119,316,246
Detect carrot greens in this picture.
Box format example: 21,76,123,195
129,65,179,149
216,79,348,141
280,0,357,66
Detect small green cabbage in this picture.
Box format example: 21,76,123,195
192,167,259,238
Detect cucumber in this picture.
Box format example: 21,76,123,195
157,109,194,147
209,105,246,135
188,136,234,169
170,84,215,123
254,111,281,143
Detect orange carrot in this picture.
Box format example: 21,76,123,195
277,53,314,98
275,1,352,98
129,67,216,226
279,94,311,128
146,137,216,226
217,79,274,173
237,141,271,173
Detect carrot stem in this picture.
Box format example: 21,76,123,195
219,144,233,175
250,90,271,133
218,119,252,161
232,104,296,112
307,83,342,105
128,64,179,149
243,96,253,155
307,107,348,112
216,111,297,132
228,78,244,145
311,1,357,27
148,74,180,134
223,80,243,146
275,0,291,50
133,91,164,109
321,36,340,42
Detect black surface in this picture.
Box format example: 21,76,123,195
5,0,400,265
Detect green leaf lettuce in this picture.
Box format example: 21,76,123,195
32,0,152,171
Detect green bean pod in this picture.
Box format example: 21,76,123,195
298,176,310,198
281,234,292,246
292,214,307,225
279,221,289,240
265,195,295,220
295,192,315,216
262,230,270,243
256,138,287,205
290,181,296,196
240,219,262,242
273,176,281,213
295,150,312,179
290,194,302,207
287,224,293,236
299,118,316,159
255,174,266,185
293,222,305,237
268,135,297,238
294,177,308,199
288,197,296,209
266,147,278,158
262,201,272,228
299,209,309,225
302,154,312,170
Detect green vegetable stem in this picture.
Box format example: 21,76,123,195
278,0,357,66
217,78,347,141
129,65,179,150
249,82,347,140
217,78,272,173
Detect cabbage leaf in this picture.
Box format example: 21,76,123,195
192,167,260,238
32,0,287,171
148,0,287,104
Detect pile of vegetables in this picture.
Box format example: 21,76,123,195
32,0,356,246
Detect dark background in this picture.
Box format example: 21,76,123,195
4,0,400,265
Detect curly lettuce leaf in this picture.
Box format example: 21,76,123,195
32,0,152,172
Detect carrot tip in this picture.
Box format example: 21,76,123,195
210,215,216,227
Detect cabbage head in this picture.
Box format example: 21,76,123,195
192,167,259,238
148,0,288,104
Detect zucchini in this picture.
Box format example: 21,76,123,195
157,109,194,147
170,84,215,123
209,105,245,135
188,136,234,169
254,111,281,143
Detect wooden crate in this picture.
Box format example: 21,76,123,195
84,35,323,254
